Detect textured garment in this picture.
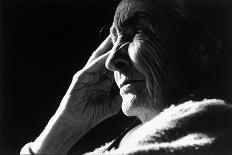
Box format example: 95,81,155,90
85,99,232,155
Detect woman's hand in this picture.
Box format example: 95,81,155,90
61,35,121,129
21,36,122,154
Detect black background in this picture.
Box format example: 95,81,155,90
1,0,134,154
1,0,232,154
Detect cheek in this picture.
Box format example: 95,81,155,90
128,40,145,73
128,38,166,101
128,40,155,95
128,39,153,77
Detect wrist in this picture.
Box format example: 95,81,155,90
32,112,90,154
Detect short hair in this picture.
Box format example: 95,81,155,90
115,0,232,102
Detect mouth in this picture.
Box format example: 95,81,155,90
120,79,145,88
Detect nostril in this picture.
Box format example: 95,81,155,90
115,60,128,70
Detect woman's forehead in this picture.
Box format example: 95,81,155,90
113,0,152,28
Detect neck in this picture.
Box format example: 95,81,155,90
136,108,159,123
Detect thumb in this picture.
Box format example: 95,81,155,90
86,35,112,65
84,51,111,74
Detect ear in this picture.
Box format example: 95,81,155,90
194,34,222,70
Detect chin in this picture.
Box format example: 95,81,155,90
120,91,154,118
121,93,138,116
120,83,164,120
119,83,145,116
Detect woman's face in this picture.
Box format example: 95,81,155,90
105,0,179,118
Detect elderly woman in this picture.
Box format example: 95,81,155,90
21,0,232,154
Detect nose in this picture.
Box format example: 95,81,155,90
105,40,131,72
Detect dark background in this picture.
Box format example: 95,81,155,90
1,0,232,155
1,0,134,154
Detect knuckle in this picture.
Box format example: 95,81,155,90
72,71,82,81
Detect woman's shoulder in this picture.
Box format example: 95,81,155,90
86,99,232,154
116,99,232,154
144,99,232,139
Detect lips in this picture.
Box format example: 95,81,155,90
119,79,145,88
116,71,146,89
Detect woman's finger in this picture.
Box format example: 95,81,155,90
84,51,111,74
86,35,112,65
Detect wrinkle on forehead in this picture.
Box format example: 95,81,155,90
114,0,189,35
114,0,155,29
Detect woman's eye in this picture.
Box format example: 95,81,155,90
123,27,136,41
126,28,135,36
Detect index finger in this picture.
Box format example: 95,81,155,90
87,35,112,64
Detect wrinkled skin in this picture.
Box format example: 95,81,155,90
61,36,122,129
64,0,182,126
20,36,123,154
105,0,182,120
